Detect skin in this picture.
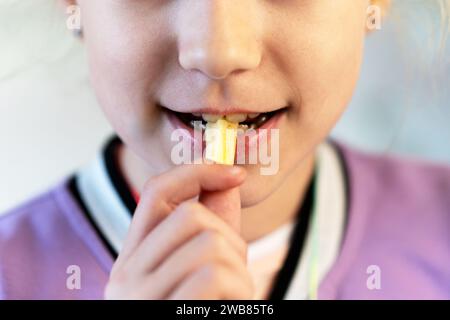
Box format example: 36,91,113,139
63,0,389,299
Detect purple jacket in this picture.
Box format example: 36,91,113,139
0,142,449,299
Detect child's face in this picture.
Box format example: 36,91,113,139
76,0,370,206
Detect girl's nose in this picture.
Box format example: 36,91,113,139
176,0,262,80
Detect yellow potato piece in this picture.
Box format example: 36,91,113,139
204,118,238,165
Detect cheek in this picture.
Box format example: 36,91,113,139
296,34,364,128
280,9,366,134
262,4,367,179
81,6,172,135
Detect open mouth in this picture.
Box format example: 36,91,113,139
162,107,287,131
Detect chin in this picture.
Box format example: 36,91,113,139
238,170,281,208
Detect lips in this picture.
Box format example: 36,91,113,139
161,106,287,131
162,104,286,165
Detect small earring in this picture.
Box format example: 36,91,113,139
73,27,83,38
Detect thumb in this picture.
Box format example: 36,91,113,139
199,186,242,233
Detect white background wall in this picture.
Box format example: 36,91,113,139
0,1,113,213
1,1,449,213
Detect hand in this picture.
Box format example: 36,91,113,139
104,164,254,299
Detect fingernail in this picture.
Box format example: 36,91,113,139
229,166,244,176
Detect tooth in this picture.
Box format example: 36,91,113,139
248,113,260,119
202,114,222,122
191,120,205,130
225,113,247,123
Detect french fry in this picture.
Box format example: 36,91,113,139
204,118,238,165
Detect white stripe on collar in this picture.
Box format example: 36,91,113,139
76,152,131,253
75,140,346,299
284,142,346,300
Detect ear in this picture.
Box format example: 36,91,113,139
57,0,79,15
59,0,77,6
58,0,83,38
370,0,391,13
366,0,391,32
57,0,76,10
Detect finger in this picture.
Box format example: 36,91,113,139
167,264,254,300
149,229,247,298
117,164,245,266
199,186,241,233
127,202,247,274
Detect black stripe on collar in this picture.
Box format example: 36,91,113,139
329,140,351,242
103,135,138,216
268,170,316,300
68,175,118,259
